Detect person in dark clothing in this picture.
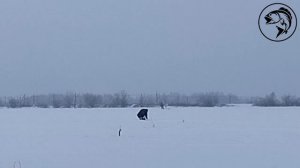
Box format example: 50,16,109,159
160,102,164,109
137,109,148,120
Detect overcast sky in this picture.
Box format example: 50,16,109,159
0,0,299,96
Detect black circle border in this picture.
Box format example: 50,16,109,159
258,3,298,42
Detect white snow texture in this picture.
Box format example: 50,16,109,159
0,105,299,168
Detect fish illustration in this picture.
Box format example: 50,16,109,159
264,7,292,38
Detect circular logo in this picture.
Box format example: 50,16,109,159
258,3,297,42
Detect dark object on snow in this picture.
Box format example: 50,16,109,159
160,102,164,109
137,109,148,120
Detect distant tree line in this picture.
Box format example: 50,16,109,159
0,91,241,108
253,92,300,106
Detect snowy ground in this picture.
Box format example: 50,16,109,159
0,105,299,168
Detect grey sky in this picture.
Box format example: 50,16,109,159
0,0,299,96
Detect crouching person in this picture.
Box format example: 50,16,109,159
137,109,148,120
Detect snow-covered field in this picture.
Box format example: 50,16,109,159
0,105,299,168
